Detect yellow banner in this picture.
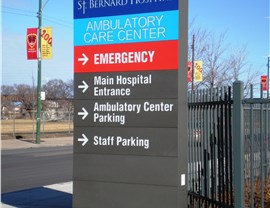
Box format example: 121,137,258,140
194,61,203,82
41,27,52,59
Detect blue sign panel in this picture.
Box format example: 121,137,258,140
74,10,178,46
74,0,178,19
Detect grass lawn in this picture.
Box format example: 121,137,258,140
1,119,73,134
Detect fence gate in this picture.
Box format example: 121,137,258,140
188,87,233,207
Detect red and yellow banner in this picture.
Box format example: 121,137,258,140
194,61,203,82
187,61,203,82
41,27,53,59
187,62,192,82
261,75,268,91
26,28,38,60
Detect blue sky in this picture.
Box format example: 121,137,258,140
1,0,269,86
1,0,73,85
189,0,269,73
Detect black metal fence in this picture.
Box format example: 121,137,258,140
188,86,233,207
188,82,270,208
243,86,270,208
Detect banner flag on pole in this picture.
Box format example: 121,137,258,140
187,61,203,82
194,61,203,82
41,27,53,59
26,28,38,60
261,75,267,91
187,62,192,82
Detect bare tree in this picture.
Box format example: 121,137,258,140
65,79,74,99
1,85,16,95
226,46,259,96
65,79,74,112
42,79,73,111
14,84,36,117
1,85,17,118
43,79,68,100
1,79,74,118
188,21,259,93
188,21,231,89
200,32,230,88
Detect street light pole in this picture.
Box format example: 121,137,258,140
36,0,42,144
267,56,269,98
191,34,195,91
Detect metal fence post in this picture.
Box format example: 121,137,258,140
233,81,245,208
13,109,16,137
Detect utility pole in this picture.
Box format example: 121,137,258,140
191,35,195,91
267,56,270,98
36,0,42,144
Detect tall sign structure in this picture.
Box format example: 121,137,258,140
27,0,53,144
73,0,188,207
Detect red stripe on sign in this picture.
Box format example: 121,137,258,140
74,41,178,73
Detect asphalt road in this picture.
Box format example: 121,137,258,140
1,146,73,193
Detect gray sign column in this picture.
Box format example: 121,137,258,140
73,0,188,207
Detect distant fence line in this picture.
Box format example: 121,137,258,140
1,110,73,138
1,94,73,102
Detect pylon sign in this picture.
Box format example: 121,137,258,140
73,0,188,207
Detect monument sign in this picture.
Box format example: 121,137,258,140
73,0,188,207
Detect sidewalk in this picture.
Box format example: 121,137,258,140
1,182,73,208
1,136,73,150
1,136,74,207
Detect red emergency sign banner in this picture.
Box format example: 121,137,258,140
261,75,268,91
26,28,38,60
74,40,178,73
